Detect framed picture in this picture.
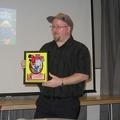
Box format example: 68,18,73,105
24,51,48,84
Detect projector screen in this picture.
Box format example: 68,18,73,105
0,0,95,97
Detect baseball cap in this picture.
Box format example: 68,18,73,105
46,13,73,30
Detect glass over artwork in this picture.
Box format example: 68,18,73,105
24,51,48,84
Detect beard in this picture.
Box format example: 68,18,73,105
54,37,60,42
53,33,60,42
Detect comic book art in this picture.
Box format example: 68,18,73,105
24,51,48,84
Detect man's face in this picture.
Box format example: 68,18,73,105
51,18,70,42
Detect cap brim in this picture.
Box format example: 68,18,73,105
46,16,55,23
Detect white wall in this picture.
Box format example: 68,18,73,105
87,69,101,120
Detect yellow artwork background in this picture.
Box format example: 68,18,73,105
24,52,48,83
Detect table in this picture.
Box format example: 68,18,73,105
0,95,120,110
80,95,120,105
17,118,74,120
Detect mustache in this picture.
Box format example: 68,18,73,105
53,31,58,35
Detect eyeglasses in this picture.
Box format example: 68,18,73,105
50,26,69,30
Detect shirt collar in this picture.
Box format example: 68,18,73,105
64,35,74,47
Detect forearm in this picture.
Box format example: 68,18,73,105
62,73,89,85
42,72,89,88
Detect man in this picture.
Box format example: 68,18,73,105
21,13,90,119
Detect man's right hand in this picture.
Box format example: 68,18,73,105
21,60,26,69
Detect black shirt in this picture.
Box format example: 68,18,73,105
38,35,90,97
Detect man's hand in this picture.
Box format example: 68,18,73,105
21,60,26,69
42,73,62,88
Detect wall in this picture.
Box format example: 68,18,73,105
87,0,101,120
